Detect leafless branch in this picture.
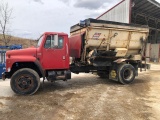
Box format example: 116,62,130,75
0,1,13,46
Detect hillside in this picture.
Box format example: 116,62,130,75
0,34,37,48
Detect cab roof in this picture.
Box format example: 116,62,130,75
43,32,68,36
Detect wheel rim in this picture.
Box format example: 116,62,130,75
123,68,133,81
15,74,34,92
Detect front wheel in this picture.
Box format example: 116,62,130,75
118,64,136,84
10,68,40,95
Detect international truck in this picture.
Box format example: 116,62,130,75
2,19,149,95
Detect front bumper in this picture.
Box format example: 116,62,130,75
2,72,10,81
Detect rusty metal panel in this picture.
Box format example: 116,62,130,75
129,32,148,49
97,0,130,23
150,44,159,62
86,26,148,51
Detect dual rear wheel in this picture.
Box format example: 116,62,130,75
118,64,136,84
97,64,136,84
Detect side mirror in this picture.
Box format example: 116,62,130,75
54,34,58,47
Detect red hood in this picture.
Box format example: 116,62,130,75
6,47,37,57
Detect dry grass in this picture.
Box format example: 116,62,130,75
0,34,37,48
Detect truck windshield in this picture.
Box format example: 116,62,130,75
37,35,44,47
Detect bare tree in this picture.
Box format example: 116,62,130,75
0,1,13,46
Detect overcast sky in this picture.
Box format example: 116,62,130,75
1,0,160,39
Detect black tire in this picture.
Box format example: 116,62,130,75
10,68,40,95
118,64,136,84
97,72,109,79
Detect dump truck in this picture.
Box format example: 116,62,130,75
2,18,149,95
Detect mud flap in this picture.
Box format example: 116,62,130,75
139,63,150,69
109,69,118,81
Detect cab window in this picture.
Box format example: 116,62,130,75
58,36,64,49
44,35,64,49
44,36,52,48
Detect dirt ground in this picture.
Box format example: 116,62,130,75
0,63,160,120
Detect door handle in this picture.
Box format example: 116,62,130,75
63,56,65,60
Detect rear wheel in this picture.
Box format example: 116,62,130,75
118,64,136,84
10,68,40,95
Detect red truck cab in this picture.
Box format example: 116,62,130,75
37,32,69,70
3,32,71,95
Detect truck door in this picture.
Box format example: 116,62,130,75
41,34,68,69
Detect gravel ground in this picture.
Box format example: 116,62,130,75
0,63,160,120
